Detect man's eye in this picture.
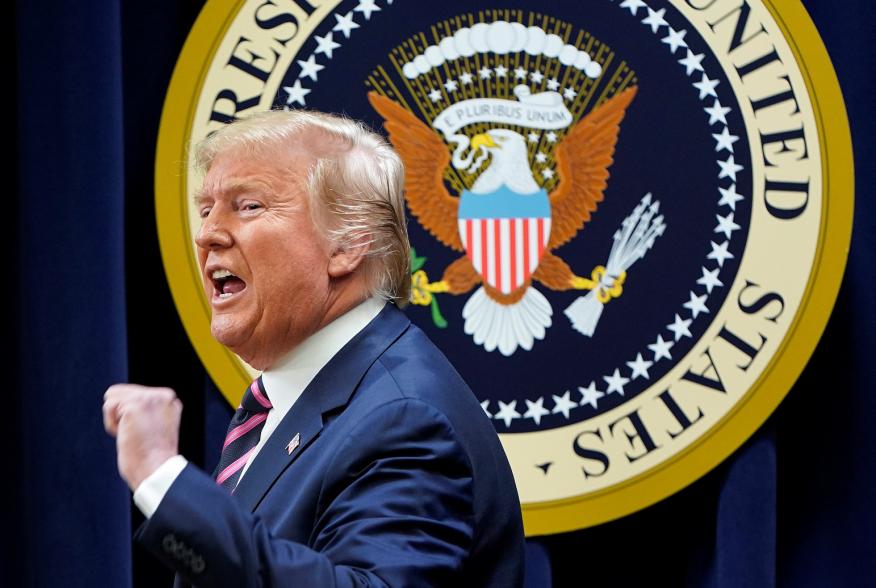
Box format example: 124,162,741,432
243,202,262,211
199,207,212,218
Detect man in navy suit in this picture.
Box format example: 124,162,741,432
103,110,525,586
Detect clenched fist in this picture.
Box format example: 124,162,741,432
103,384,183,490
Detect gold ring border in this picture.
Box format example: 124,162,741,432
154,0,854,535
156,0,253,403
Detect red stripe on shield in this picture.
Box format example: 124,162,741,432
509,219,517,291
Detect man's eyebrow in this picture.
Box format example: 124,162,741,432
193,179,271,205
193,188,211,206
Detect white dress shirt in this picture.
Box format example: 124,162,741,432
133,298,385,518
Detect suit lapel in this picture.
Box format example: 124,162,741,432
232,304,410,512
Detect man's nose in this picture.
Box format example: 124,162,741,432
195,212,233,250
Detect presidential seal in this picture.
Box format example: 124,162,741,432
156,0,853,533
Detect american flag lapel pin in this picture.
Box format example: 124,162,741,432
286,433,301,455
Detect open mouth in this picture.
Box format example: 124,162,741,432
211,269,247,300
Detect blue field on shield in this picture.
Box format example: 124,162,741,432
458,187,551,220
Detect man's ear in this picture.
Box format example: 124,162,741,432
327,237,370,278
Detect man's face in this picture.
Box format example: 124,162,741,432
194,145,332,369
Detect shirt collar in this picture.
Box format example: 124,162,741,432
260,297,385,417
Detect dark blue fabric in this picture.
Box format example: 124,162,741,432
524,541,552,588
15,0,131,586
696,427,778,588
136,305,526,587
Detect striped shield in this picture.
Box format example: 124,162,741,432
458,188,552,295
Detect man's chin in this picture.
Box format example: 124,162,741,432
210,320,251,354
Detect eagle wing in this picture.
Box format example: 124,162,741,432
548,86,638,250
368,92,462,251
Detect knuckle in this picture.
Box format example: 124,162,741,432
102,398,120,416
104,384,123,400
108,385,179,412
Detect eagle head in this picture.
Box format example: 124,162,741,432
469,129,539,195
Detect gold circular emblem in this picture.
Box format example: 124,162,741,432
156,0,853,534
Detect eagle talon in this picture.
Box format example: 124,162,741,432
411,271,448,306
570,266,628,303
592,266,627,304
426,280,450,293
571,276,598,290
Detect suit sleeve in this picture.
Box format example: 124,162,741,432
135,399,475,587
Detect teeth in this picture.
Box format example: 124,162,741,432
219,292,233,299
212,269,234,279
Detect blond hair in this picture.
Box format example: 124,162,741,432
194,110,411,306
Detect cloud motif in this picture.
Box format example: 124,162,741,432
401,21,603,80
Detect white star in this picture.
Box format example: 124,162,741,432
648,334,675,361
603,369,630,396
578,382,605,409
697,266,724,293
354,0,380,20
693,73,720,99
528,132,539,143
683,291,710,318
297,54,324,82
314,32,341,59
708,240,734,266
494,400,521,428
626,353,654,379
620,0,647,15
704,99,731,125
717,155,744,181
444,78,459,92
495,65,508,77
428,88,442,103
283,80,310,106
530,70,544,84
480,400,492,418
535,152,548,163
546,77,560,90
667,313,693,341
563,87,577,101
332,11,359,39
718,184,744,210
712,127,739,153
479,66,492,79
546,131,558,143
459,71,474,85
642,7,668,33
514,67,527,79
551,391,577,419
714,211,741,239
678,50,705,75
542,168,555,179
661,28,688,53
524,397,551,425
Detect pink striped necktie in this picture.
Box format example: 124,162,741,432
215,376,272,492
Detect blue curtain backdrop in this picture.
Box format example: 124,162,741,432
12,1,132,586
10,1,874,586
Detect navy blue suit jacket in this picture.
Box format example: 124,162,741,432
136,304,525,587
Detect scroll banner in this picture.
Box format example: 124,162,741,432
433,93,573,136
